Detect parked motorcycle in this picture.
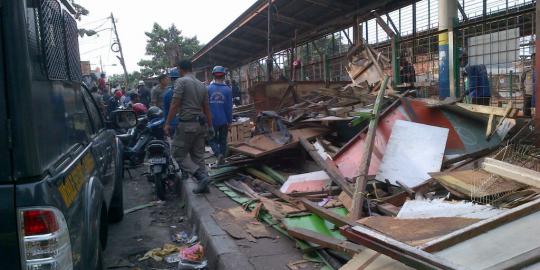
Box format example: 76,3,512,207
143,107,180,200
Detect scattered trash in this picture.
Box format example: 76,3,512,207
177,243,208,269
139,243,181,262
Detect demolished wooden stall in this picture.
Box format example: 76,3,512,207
248,80,350,113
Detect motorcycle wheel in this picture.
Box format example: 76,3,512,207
154,174,166,201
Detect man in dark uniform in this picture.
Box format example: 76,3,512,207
164,60,214,194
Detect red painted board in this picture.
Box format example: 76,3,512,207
334,107,408,179
406,99,465,151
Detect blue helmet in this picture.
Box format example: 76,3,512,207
169,67,180,78
212,66,226,75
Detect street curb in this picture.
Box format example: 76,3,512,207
179,176,255,270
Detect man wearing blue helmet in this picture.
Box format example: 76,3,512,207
207,66,233,165
163,68,179,134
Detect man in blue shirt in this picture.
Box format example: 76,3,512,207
163,68,180,134
207,66,233,165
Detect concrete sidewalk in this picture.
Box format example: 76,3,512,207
181,176,322,270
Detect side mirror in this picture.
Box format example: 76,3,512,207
111,110,137,129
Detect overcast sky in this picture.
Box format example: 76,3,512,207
77,0,256,75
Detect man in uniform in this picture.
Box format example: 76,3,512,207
151,74,169,109
164,60,214,194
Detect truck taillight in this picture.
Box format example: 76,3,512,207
18,207,73,270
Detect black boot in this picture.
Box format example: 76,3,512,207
192,170,210,194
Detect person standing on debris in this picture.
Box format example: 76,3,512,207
138,80,151,108
399,58,416,85
164,60,214,194
231,80,241,106
163,68,180,135
98,73,107,92
152,74,169,109
207,66,233,165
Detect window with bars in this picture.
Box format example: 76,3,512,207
38,0,81,82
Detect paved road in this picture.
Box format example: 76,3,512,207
104,166,190,269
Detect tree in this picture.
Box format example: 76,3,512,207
138,23,203,77
109,71,144,89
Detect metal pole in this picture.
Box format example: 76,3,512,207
266,0,273,82
438,0,457,98
535,2,540,145
110,13,129,88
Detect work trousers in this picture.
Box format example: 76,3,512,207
209,124,229,157
172,122,207,176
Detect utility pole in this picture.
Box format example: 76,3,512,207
110,13,129,87
266,0,273,82
99,56,103,72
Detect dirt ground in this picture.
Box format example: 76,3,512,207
104,166,191,269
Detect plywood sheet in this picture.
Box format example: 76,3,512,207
229,128,328,157
376,120,448,187
359,216,480,246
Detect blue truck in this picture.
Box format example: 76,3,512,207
0,0,134,269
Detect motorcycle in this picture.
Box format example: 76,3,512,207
146,137,179,200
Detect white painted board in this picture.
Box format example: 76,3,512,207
375,120,449,187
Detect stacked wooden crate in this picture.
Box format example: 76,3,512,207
228,120,252,143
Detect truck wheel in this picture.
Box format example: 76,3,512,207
155,174,166,201
109,172,124,223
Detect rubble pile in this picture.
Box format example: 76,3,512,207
208,45,540,270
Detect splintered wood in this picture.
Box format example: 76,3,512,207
431,169,525,200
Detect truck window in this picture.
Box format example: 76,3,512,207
63,87,94,143
80,86,104,132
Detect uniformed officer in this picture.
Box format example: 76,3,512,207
164,60,215,194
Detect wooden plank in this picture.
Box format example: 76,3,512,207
341,226,465,270
376,203,400,217
286,227,362,256
251,179,302,208
456,103,518,118
486,114,495,137
299,138,354,196
482,158,540,188
351,75,389,220
299,198,357,227
420,197,540,252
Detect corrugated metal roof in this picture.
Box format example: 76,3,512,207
192,0,415,69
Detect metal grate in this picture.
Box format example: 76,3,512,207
63,10,81,82
39,0,68,80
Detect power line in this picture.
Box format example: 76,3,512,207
78,17,109,27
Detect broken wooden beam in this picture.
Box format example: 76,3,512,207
481,158,540,189
455,103,518,118
287,227,363,256
251,178,303,209
299,138,354,196
340,225,465,270
351,75,389,220
376,203,400,217
299,198,356,227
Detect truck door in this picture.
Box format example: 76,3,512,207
0,3,21,269
80,86,117,205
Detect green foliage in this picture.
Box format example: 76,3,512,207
108,71,143,89
137,23,203,77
